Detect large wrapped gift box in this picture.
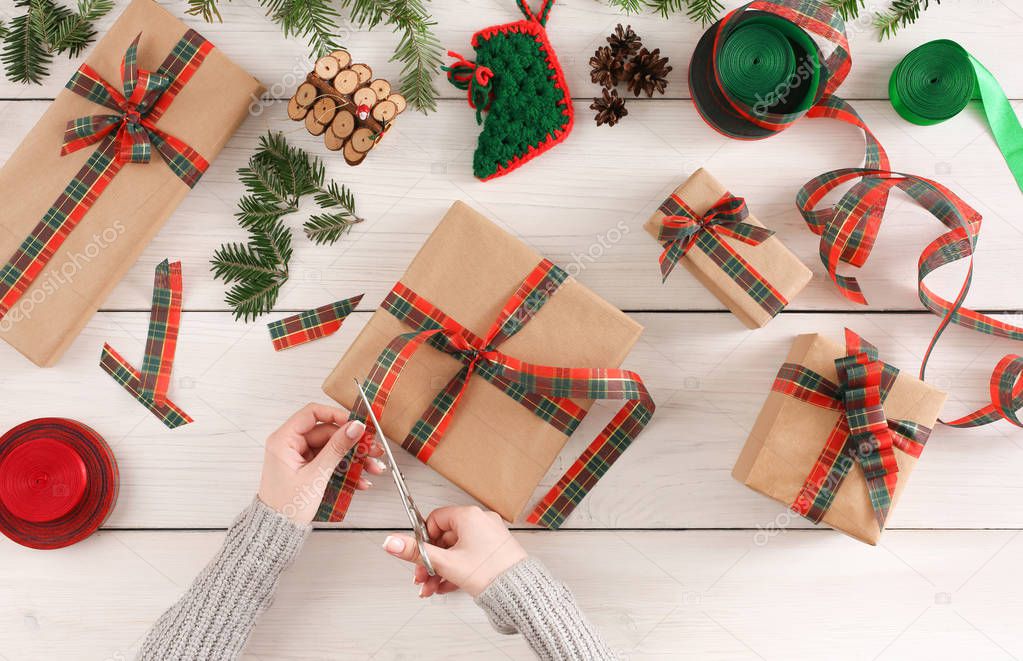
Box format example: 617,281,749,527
0,0,263,366
644,168,812,328
321,201,653,526
733,330,947,544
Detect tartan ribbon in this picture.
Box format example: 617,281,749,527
656,191,786,317
100,260,192,430
772,328,932,528
0,31,212,323
798,167,1023,428
267,295,363,352
316,258,655,528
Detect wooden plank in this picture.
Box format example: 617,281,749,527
2,0,1023,101
3,310,1021,530
2,100,1022,312
0,529,1019,659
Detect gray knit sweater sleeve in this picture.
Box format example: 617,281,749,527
137,497,309,660
475,557,618,660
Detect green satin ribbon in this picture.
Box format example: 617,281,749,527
890,39,1023,192
717,15,820,114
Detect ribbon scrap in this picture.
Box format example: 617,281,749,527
316,258,655,529
0,31,212,323
100,260,192,429
656,191,787,318
772,329,932,528
267,295,364,352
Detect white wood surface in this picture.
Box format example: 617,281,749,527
3,1,1023,659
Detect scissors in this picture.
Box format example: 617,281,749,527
353,379,436,576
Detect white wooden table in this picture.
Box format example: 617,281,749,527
3,1,1023,659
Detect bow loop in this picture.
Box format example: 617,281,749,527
443,51,495,125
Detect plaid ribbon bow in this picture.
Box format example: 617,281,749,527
773,329,931,529
0,31,212,323
657,192,786,317
316,258,655,529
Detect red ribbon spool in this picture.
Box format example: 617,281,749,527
0,418,118,550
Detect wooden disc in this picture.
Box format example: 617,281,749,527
343,139,367,166
350,127,377,153
329,50,352,69
387,93,407,114
287,96,308,120
350,63,372,84
331,109,355,139
295,82,317,107
305,111,327,136
312,97,336,125
371,99,398,122
314,55,340,80
353,86,377,110
369,79,391,101
323,127,345,152
333,70,360,95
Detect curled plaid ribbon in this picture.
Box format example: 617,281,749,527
0,31,212,323
657,192,786,318
316,258,655,529
773,329,931,528
798,168,1023,428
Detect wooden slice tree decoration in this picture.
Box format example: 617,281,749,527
285,52,406,167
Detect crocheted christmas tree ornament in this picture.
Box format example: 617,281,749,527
444,0,573,181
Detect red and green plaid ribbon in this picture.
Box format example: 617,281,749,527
100,260,192,429
0,31,212,324
657,191,787,317
316,259,655,528
267,295,363,352
797,168,1023,428
772,328,931,528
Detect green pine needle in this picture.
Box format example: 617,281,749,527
186,0,225,23
48,0,113,56
0,0,112,84
605,0,723,25
212,132,365,321
825,0,866,21
875,0,939,39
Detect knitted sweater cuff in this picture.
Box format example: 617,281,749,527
239,497,310,570
474,557,618,660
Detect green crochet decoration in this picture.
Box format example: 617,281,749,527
443,0,574,181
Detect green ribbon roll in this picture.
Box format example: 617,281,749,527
890,39,1023,191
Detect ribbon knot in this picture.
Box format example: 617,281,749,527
835,342,899,491
656,193,774,281
443,51,495,125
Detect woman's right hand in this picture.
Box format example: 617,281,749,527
382,505,527,598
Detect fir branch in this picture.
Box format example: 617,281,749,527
263,0,341,56
305,181,364,244
1,11,52,84
210,242,285,283
0,0,111,84
604,0,724,27
874,0,939,39
186,0,225,23
825,0,865,21
48,0,113,56
604,0,644,12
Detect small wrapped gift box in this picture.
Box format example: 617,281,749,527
319,201,655,528
0,0,263,366
644,168,812,328
733,329,947,544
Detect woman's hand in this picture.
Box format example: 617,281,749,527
258,403,385,525
382,505,528,597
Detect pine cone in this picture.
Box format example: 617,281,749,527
623,47,672,98
589,46,623,89
607,24,642,60
591,88,628,127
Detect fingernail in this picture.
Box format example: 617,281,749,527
418,584,425,598
383,536,404,554
358,478,373,489
346,421,366,440
373,458,387,471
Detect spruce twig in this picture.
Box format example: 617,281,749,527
305,181,364,245
0,0,112,84
874,0,938,39
604,0,724,26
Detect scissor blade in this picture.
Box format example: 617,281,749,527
352,379,401,469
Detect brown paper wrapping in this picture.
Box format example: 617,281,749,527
323,201,644,522
733,332,947,544
0,0,263,367
644,168,812,329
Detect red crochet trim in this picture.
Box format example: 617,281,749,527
470,17,573,181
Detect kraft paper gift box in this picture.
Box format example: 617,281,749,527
322,201,651,525
0,0,263,366
644,168,812,329
733,330,947,544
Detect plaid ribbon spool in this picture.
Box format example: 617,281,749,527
316,258,655,529
656,191,786,318
100,260,192,429
772,328,931,528
0,31,212,323
267,295,363,352
798,167,1023,428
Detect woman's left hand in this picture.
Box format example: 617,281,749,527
258,403,386,525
